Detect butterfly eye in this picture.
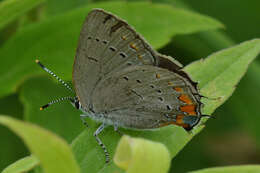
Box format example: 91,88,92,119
75,100,80,109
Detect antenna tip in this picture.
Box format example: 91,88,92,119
40,104,49,110
35,59,40,63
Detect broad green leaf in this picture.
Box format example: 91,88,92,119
0,1,223,98
0,115,80,173
0,0,45,30
185,39,260,115
69,39,260,172
114,136,170,173
2,155,39,173
19,76,84,142
190,165,260,173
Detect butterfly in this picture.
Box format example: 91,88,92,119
36,9,206,163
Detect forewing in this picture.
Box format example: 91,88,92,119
91,65,201,129
73,9,159,109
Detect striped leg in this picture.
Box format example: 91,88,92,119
80,114,89,127
94,123,109,163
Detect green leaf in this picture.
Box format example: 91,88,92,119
114,136,170,173
70,39,260,172
190,165,260,173
0,1,223,98
2,155,39,173
0,115,80,173
0,0,45,30
0,95,28,171
19,76,84,142
71,123,191,173
185,39,260,115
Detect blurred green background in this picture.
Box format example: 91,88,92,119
0,0,259,172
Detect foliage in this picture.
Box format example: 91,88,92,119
0,0,259,173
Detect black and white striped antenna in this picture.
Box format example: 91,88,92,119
35,59,76,110
36,59,74,93
39,96,76,110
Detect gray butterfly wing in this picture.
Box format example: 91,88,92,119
73,9,160,109
91,65,201,129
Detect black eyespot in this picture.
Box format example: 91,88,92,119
109,46,116,51
96,38,100,42
127,62,132,66
87,57,98,62
158,97,163,102
136,79,141,83
157,89,162,94
102,40,108,44
119,52,126,58
150,85,155,88
123,76,129,81
167,105,172,110
88,36,92,39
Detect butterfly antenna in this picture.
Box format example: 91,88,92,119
35,59,74,93
40,96,76,110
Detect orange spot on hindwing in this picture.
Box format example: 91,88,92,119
176,114,184,124
180,105,196,115
179,94,193,105
173,87,182,92
159,114,190,129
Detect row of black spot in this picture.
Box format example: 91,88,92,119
88,36,128,59
122,76,173,110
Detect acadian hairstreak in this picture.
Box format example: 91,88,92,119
36,9,208,163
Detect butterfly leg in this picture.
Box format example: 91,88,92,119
94,123,109,163
80,114,89,127
114,124,123,136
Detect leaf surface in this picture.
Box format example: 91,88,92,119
0,115,80,173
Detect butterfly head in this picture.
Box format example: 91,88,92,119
70,97,82,110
